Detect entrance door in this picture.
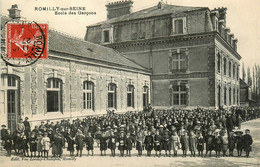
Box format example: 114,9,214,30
7,89,18,133
1,75,19,133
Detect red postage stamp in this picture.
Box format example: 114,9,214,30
6,22,48,59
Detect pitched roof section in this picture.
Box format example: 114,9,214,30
0,15,149,72
49,30,148,71
88,4,207,27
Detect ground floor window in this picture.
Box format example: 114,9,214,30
83,81,94,110
172,83,187,105
143,86,149,107
127,85,134,107
47,78,62,112
108,83,116,108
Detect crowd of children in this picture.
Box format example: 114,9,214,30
0,106,258,158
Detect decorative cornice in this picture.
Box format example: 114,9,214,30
106,32,216,48
152,72,211,80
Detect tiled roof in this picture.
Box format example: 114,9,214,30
88,4,207,27
48,30,148,71
0,15,149,72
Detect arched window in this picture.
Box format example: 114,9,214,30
143,86,149,107
47,78,62,112
83,81,94,110
108,83,116,109
127,85,134,108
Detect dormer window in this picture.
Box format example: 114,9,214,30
101,27,113,44
172,17,187,35
103,30,110,43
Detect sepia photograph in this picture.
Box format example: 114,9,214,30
0,0,259,166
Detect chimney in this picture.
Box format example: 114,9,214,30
8,4,21,19
106,0,133,19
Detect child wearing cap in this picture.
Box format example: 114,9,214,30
85,132,94,156
41,132,50,158
108,131,117,157
29,132,37,157
66,128,75,156
75,130,85,157
100,132,108,156
205,131,214,157
163,130,171,157
154,130,163,157
136,131,145,157
243,129,253,158
125,132,134,157
4,129,13,156
144,131,153,157
235,130,243,157
21,133,29,157
197,133,204,157
118,131,126,157
228,131,236,156
1,125,8,148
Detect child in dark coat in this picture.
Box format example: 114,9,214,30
118,132,126,157
144,131,153,157
85,132,94,156
154,130,163,157
236,131,243,157
108,131,117,157
29,132,37,157
75,131,85,157
163,130,171,157
243,129,253,157
197,133,204,157
66,129,75,156
214,130,223,158
228,131,236,156
4,130,13,156
100,132,108,156
205,131,215,157
125,132,134,157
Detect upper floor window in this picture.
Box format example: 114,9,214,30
217,53,221,73
47,78,62,112
108,83,116,109
223,58,227,75
83,81,94,110
237,67,239,80
170,49,187,72
233,64,236,79
127,85,134,108
102,27,113,44
172,17,187,35
229,61,232,77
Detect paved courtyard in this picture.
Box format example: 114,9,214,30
1,119,260,167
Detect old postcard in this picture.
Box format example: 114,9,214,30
0,0,259,166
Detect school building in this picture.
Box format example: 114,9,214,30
1,1,242,131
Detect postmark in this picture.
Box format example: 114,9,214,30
1,20,48,67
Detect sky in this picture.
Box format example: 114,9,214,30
1,0,260,71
